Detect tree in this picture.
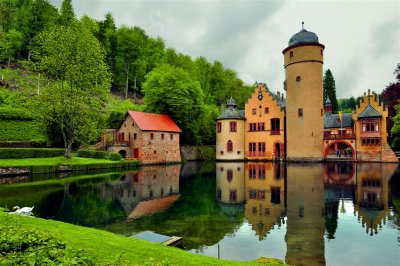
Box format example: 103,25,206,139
323,69,339,113
142,64,205,144
115,26,148,98
0,29,24,65
34,22,110,157
382,64,400,149
59,0,75,26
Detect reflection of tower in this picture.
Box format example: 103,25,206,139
283,24,325,161
245,162,285,240
215,162,245,204
354,163,397,236
285,164,325,265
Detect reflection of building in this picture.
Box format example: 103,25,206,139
216,162,245,204
100,164,180,219
245,162,285,240
215,162,285,241
285,164,325,266
354,164,397,236
216,25,398,162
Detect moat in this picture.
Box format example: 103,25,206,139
1,162,399,265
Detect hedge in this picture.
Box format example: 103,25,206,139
0,107,34,120
109,152,122,161
0,120,48,142
77,150,107,159
0,148,65,159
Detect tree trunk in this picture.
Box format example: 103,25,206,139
64,140,73,158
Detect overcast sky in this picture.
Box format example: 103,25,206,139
50,0,400,98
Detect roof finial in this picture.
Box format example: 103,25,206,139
302,21,304,30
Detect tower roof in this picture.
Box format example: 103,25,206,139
358,103,382,118
226,96,237,108
325,96,331,105
288,28,319,47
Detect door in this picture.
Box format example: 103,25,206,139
133,149,139,159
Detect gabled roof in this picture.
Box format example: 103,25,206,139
324,113,353,129
358,103,382,118
126,111,181,132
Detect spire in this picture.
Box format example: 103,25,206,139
302,21,304,30
325,96,332,114
226,96,237,110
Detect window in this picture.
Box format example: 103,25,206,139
271,118,280,134
265,107,269,114
229,190,237,201
258,167,266,179
296,76,301,87
217,122,222,133
252,108,256,115
120,132,125,142
227,170,233,182
362,118,379,132
249,142,256,152
258,122,265,131
298,108,303,118
258,142,265,152
249,123,257,131
132,123,135,127
150,133,154,140
170,134,173,140
134,133,137,140
290,51,294,62
161,134,164,140
229,121,237,132
227,140,233,152
249,165,257,179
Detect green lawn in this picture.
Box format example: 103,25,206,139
0,156,131,167
0,212,284,265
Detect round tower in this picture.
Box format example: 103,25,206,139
283,24,325,161
216,97,245,160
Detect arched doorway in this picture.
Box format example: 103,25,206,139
325,141,354,160
274,142,283,158
118,150,127,159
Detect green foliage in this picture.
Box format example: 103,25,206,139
0,148,64,159
338,96,356,111
109,152,123,161
143,64,205,144
0,120,47,142
198,146,216,161
0,29,24,63
0,223,95,265
77,150,107,159
323,69,339,113
35,22,110,157
59,0,75,26
391,103,400,145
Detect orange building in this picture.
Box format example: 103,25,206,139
216,25,398,163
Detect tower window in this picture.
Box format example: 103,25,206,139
227,140,233,152
217,122,222,133
296,76,301,88
229,121,237,132
298,108,303,118
290,51,294,62
252,108,256,115
265,107,269,114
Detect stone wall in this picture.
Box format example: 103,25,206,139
180,145,216,161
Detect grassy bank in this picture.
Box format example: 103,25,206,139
0,156,139,175
0,212,283,265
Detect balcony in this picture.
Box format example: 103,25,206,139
270,130,281,135
246,151,266,157
324,133,356,140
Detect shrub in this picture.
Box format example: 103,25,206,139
30,138,49,148
0,148,65,159
109,152,122,161
77,149,107,159
0,120,48,142
0,223,95,265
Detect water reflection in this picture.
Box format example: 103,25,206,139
215,162,399,265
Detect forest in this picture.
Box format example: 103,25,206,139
0,0,254,153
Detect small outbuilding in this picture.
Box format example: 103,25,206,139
102,111,181,164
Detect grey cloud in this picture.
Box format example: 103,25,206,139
369,16,400,57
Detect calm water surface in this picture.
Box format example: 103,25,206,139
1,162,399,265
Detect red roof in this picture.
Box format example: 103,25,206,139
127,111,181,132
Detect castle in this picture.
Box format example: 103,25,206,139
216,26,398,163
